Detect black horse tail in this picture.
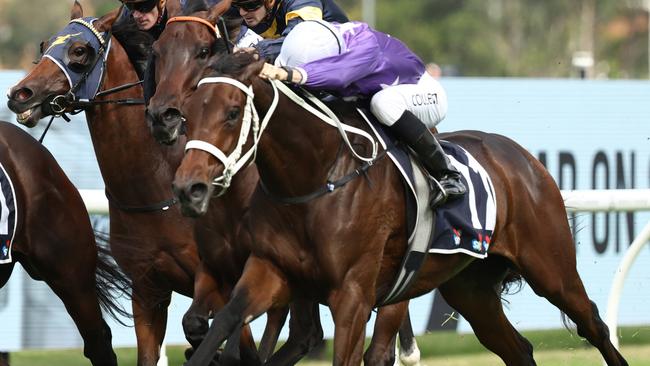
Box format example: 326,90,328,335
94,231,133,326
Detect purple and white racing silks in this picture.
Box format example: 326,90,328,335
291,22,426,97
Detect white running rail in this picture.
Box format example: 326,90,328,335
78,188,650,363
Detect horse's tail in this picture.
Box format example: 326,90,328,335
94,231,133,326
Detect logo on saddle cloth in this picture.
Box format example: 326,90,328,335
0,162,17,265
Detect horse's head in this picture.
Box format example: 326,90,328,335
6,1,119,127
147,0,235,145
172,52,264,217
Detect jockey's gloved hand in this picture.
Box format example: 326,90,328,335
259,63,304,84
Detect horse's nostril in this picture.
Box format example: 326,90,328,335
13,88,33,102
189,182,208,201
162,108,182,123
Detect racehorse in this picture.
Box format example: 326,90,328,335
167,53,628,366
5,3,279,365
146,1,422,364
0,121,129,366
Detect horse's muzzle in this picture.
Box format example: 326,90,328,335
7,88,44,128
172,180,211,217
147,106,185,145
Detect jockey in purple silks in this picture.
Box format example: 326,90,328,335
261,20,466,207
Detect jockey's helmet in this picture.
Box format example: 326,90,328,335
121,0,166,13
275,20,344,67
232,0,276,12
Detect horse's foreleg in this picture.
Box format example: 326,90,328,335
182,263,226,364
265,299,324,366
186,256,291,366
397,310,421,366
132,285,172,366
329,283,374,366
364,301,409,366
257,306,289,362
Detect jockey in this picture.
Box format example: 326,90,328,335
120,0,168,38
263,20,466,207
231,0,348,63
118,0,263,101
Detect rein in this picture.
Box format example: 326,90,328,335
186,76,382,203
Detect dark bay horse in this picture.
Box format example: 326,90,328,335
5,2,274,365
0,121,129,366
168,54,628,366
147,1,421,364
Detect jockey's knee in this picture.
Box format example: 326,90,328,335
371,89,407,126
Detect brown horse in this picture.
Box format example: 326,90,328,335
168,53,628,366
146,1,421,364
5,3,276,365
0,121,129,366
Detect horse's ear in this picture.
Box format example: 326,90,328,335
239,58,266,83
94,7,121,32
166,0,182,17
206,0,232,24
71,0,83,19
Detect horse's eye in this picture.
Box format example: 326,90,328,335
74,47,86,57
226,108,240,122
198,47,210,59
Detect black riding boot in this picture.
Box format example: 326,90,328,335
390,111,467,207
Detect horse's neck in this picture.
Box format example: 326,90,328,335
86,37,179,201
252,79,342,197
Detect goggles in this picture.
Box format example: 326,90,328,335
124,0,158,13
234,1,263,12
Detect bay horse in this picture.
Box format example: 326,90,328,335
147,1,421,364
0,121,129,366
5,2,279,365
168,53,628,366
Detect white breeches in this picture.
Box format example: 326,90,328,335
370,72,448,128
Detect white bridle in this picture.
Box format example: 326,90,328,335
185,76,279,196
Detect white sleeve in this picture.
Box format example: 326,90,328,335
235,29,263,49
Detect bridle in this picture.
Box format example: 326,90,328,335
185,76,278,197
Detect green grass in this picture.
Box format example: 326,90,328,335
6,326,650,365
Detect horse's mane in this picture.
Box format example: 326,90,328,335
112,15,154,79
209,51,259,77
